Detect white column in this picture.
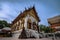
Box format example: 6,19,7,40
24,17,28,30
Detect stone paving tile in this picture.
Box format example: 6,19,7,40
0,37,60,40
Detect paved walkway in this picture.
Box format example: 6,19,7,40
0,37,60,40
0,37,52,40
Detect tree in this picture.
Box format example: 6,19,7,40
0,20,10,29
39,24,54,33
39,24,47,32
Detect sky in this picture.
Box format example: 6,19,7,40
0,0,60,26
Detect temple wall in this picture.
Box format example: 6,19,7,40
50,23,60,28
12,20,23,31
12,14,39,32
24,14,38,29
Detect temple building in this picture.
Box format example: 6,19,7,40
11,6,40,32
48,15,60,31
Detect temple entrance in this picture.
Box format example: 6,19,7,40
33,22,37,30
33,22,39,32
27,19,31,29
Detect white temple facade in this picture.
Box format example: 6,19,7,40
11,6,40,38
11,6,40,32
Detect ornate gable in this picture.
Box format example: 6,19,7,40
28,6,40,22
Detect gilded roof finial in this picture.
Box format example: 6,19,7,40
33,4,35,8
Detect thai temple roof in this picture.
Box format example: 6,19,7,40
48,15,60,24
12,6,40,24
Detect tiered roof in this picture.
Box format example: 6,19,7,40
48,15,60,24
12,6,40,24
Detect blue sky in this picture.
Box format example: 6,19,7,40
0,0,60,26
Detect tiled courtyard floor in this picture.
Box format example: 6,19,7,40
0,37,60,40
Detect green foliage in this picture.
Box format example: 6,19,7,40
44,27,54,33
39,24,47,32
0,20,10,29
39,24,54,33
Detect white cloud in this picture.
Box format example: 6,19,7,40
0,13,8,18
0,3,12,22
